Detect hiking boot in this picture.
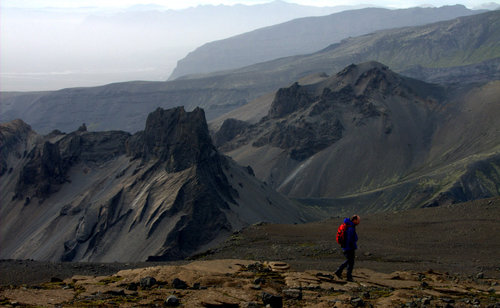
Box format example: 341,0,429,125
335,270,342,279
347,276,354,282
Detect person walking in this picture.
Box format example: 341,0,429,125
335,215,360,282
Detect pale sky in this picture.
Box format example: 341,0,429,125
1,0,497,9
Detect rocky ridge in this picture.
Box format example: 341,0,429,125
0,119,35,177
0,107,313,262
12,125,131,204
217,62,442,181
215,62,500,210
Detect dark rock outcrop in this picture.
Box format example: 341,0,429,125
15,141,67,202
171,278,188,289
61,107,238,261
268,83,313,119
213,118,250,148
170,6,482,79
253,118,344,161
58,131,130,164
0,107,308,262
128,107,216,172
262,292,283,308
143,162,235,261
219,62,430,161
140,276,157,289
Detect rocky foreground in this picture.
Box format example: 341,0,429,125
1,198,498,307
1,259,499,307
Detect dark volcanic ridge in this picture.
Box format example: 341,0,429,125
214,61,500,212
216,62,444,160
0,107,314,263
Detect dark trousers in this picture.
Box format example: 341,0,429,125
337,249,355,278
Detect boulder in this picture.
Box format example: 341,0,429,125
172,278,188,289
213,118,250,148
165,295,180,306
262,292,283,308
140,276,157,289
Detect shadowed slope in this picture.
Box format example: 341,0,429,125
170,5,481,79
0,107,314,262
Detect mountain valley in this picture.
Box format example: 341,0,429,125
1,59,499,262
0,5,499,306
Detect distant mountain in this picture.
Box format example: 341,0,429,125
215,62,500,212
1,11,499,134
202,9,500,86
169,5,483,79
0,107,316,262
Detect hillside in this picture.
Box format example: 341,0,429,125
203,197,500,278
1,10,499,134
2,0,354,91
214,62,500,212
170,5,481,79
0,107,317,262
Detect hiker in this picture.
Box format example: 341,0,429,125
335,215,360,282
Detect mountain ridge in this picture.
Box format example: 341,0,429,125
215,62,500,212
1,10,499,134
0,107,316,262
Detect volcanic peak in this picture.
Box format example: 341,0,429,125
218,62,434,161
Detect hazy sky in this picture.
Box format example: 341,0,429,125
1,0,498,91
1,0,496,9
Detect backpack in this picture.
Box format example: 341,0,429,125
336,222,350,247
